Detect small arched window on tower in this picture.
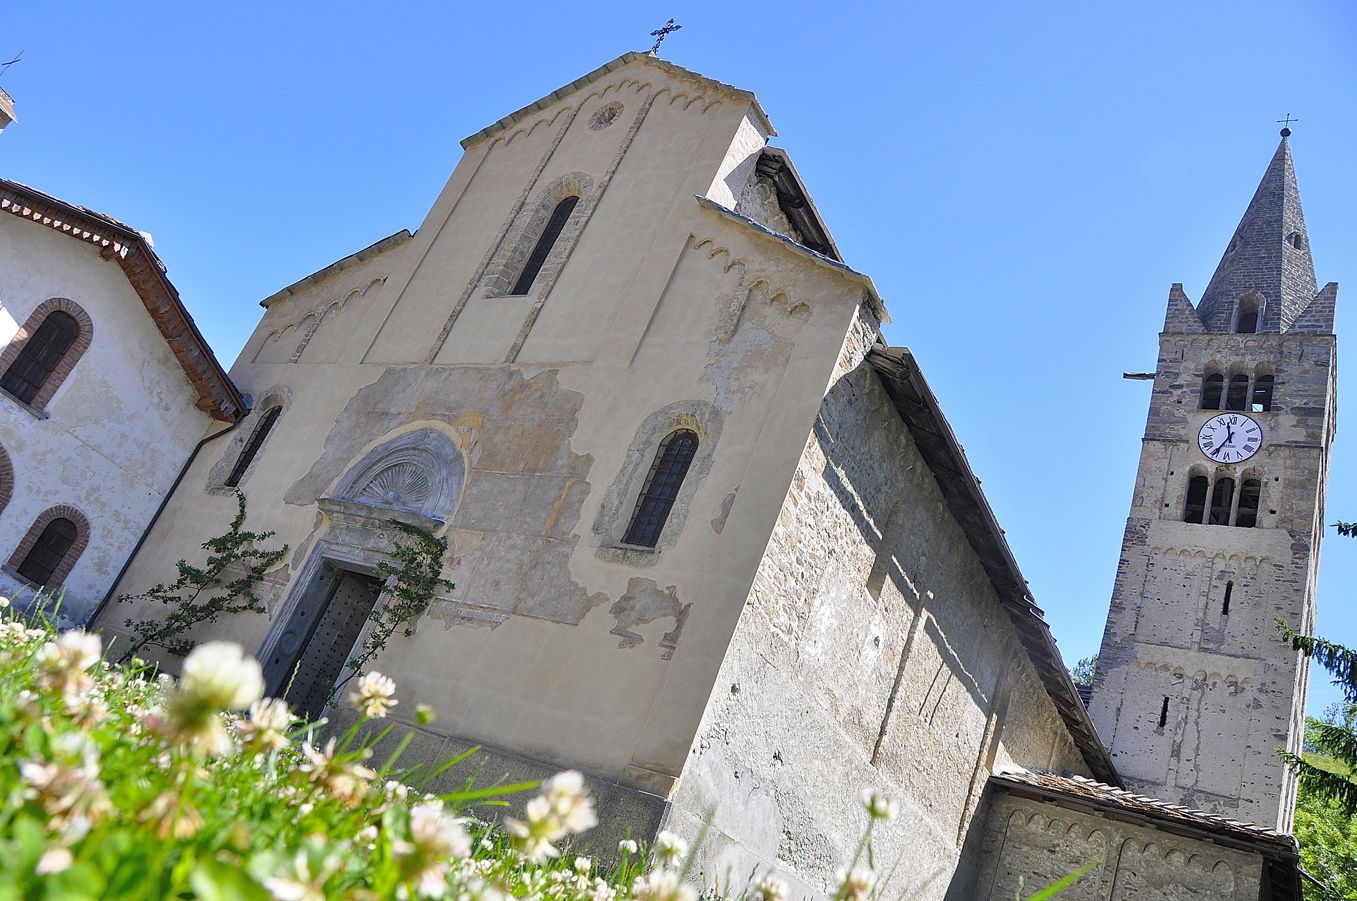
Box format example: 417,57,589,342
1287,231,1305,250
1184,473,1209,524
1235,296,1261,334
510,196,580,296
1251,370,1275,413
1225,373,1250,411
16,517,77,586
1236,476,1262,528
622,429,699,548
225,405,283,488
1200,370,1225,410
1,310,79,405
1222,580,1234,616
1208,475,1236,525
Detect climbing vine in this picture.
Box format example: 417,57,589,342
332,519,453,696
117,491,287,664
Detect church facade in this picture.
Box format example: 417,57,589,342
40,52,1326,898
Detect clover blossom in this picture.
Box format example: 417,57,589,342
34,630,102,697
392,800,471,898
653,831,688,867
300,738,376,808
349,670,399,718
861,787,897,822
234,697,295,753
752,874,788,901
834,866,876,901
631,869,696,901
505,770,597,861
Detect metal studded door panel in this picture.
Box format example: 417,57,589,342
283,571,382,720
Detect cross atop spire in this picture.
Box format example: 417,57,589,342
1276,113,1299,137
1194,136,1318,332
649,19,681,55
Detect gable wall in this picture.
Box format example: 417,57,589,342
0,214,210,622
665,309,1093,898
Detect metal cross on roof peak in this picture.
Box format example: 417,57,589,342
1276,113,1299,137
649,19,681,55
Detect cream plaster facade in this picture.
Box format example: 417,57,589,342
0,207,230,624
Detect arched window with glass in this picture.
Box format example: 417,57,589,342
623,429,699,548
510,196,580,296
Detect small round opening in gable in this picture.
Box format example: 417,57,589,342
590,102,624,131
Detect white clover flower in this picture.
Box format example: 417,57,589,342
392,800,470,898
34,630,102,697
234,697,295,752
21,735,111,834
542,769,597,834
834,866,876,901
139,791,204,840
349,670,399,718
618,839,639,854
299,739,375,808
0,595,10,609
264,849,338,901
574,856,592,874
654,830,689,866
181,641,264,710
35,846,73,876
862,787,898,822
505,769,597,860
752,874,787,901
631,869,696,901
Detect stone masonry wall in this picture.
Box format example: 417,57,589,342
664,308,1092,899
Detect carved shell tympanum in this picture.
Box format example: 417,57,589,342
357,462,431,511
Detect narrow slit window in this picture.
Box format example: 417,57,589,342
1251,374,1274,412
1209,477,1235,525
1158,696,1170,728
1184,475,1209,524
1236,478,1261,528
1200,373,1224,410
1,311,79,405
622,429,699,548
1222,581,1234,615
1225,374,1250,411
510,196,579,296
16,517,77,586
225,406,283,488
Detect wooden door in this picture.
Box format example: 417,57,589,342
272,569,383,720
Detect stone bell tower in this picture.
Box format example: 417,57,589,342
1088,131,1338,832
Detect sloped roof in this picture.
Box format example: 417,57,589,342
460,51,775,149
992,769,1302,899
0,179,243,419
867,347,1117,785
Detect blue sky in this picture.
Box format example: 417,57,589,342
3,2,1356,712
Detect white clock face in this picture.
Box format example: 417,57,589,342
1197,413,1263,464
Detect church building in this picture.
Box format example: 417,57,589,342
14,50,1327,898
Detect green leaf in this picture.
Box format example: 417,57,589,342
189,858,270,901
1024,859,1097,900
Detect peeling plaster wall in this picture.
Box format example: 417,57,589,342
0,214,211,624
967,792,1263,901
665,309,1093,899
107,56,876,820
1089,331,1334,830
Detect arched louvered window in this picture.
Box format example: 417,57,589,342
1184,475,1209,524
1236,297,1261,333
1251,373,1274,412
1200,373,1224,410
17,517,77,586
1236,478,1262,528
1209,476,1236,525
1225,374,1250,411
623,429,699,548
510,196,580,296
225,406,283,488
1,311,78,405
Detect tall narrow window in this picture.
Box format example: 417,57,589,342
1236,478,1261,528
1158,696,1170,728
1236,297,1261,333
16,517,77,586
510,196,580,296
1222,581,1234,615
225,406,283,488
1251,373,1274,412
622,429,699,548
1200,373,1224,410
1,311,78,405
1209,476,1235,525
1184,475,1209,524
1225,374,1250,411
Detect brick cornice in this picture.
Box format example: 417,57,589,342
0,441,11,516
0,179,243,419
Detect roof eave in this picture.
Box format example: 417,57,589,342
260,229,413,309
0,179,244,420
867,347,1118,784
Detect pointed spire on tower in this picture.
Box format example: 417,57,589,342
1195,132,1318,332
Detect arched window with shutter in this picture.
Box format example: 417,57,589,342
623,429,699,548
0,299,94,410
1184,474,1209,524
1225,374,1250,411
1209,476,1236,525
225,405,283,488
1236,477,1262,528
1251,372,1275,412
6,506,90,590
510,196,580,296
